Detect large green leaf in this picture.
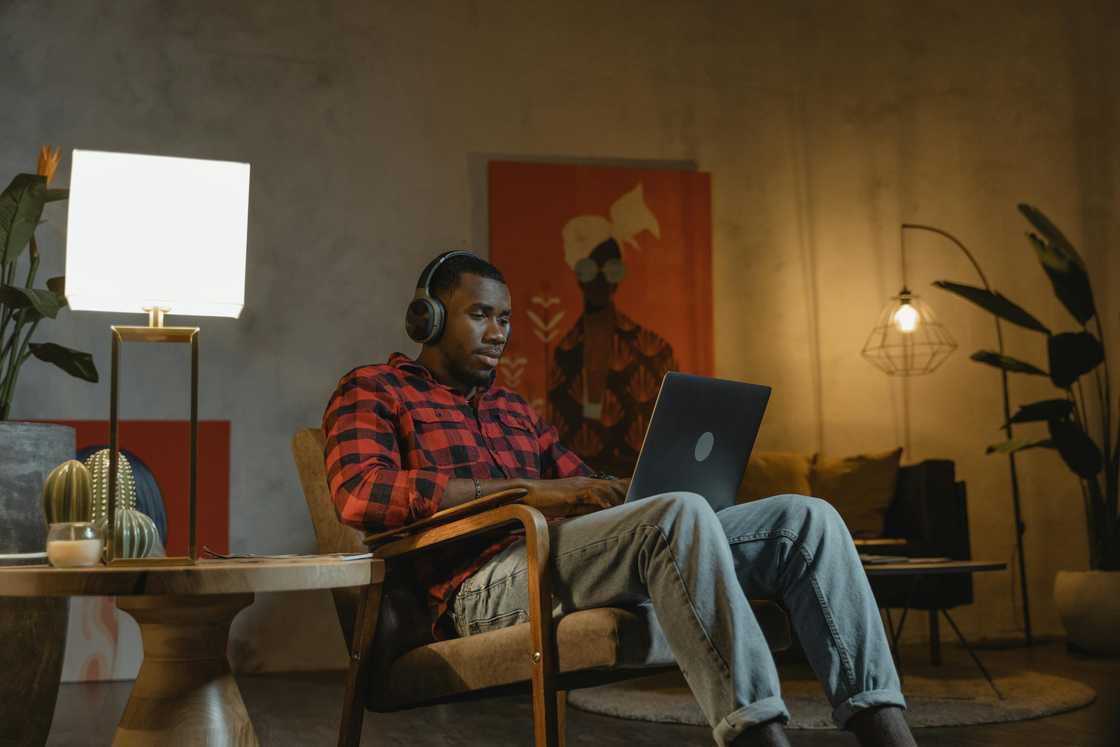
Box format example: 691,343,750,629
46,276,65,295
1027,233,1096,325
1006,398,1075,426
971,350,1048,376
932,281,1050,334
43,188,68,203
1018,204,1089,269
1049,418,1103,478
28,342,99,383
0,174,48,265
0,285,65,319
986,436,1055,455
1048,331,1104,388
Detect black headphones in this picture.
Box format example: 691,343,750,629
405,250,477,344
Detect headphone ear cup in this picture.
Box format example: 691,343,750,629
405,298,436,343
425,297,447,343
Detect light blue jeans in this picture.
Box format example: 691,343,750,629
450,493,905,745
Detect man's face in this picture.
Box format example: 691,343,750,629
434,273,512,389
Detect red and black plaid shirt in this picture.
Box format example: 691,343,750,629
322,353,591,638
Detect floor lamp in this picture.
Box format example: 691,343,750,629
861,223,1033,646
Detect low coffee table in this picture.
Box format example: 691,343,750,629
0,556,384,745
864,559,1007,697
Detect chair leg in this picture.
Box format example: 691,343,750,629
928,609,941,665
557,691,567,747
339,581,384,747
520,505,560,747
530,674,560,747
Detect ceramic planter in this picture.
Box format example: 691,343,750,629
1054,569,1120,656
0,421,74,746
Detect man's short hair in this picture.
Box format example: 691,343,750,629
429,253,506,299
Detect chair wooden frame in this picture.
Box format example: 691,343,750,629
340,489,565,746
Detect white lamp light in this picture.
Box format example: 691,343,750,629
65,150,250,564
66,150,249,319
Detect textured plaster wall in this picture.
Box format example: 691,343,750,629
3,0,1116,670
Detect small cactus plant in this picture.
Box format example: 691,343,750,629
84,448,138,523
42,459,93,523
105,507,159,559
84,448,156,559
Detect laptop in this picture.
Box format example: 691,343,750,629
624,372,771,511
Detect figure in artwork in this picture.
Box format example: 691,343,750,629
548,184,677,476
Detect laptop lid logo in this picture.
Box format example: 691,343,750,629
694,432,715,462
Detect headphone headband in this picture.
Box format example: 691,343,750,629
416,250,476,295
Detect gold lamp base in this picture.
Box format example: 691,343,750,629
106,308,200,566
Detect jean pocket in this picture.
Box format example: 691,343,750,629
467,608,527,636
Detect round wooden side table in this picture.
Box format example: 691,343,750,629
0,556,384,746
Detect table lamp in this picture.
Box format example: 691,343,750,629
65,149,250,565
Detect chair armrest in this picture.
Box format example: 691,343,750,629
369,499,547,562
363,487,529,548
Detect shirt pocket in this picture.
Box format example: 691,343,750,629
410,406,482,468
496,411,541,476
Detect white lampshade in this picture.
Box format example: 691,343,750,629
65,150,250,318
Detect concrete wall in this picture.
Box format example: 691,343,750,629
3,0,1116,670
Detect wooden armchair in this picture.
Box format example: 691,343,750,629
292,428,791,746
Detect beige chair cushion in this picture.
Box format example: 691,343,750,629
736,451,813,504
379,601,790,709
811,447,903,538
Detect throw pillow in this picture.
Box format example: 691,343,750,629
736,451,813,504
810,447,903,537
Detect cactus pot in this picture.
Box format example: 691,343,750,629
0,422,73,746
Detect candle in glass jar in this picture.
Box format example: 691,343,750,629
47,539,103,567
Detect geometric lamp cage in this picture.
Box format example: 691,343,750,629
861,287,958,376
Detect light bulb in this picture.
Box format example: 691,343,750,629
893,303,920,333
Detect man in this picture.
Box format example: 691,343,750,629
323,252,915,747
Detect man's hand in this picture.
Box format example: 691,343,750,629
520,476,629,518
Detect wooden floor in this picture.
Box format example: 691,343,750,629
47,640,1118,746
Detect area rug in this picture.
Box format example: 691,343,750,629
567,669,1096,729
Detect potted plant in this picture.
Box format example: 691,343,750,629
0,147,99,745
934,204,1118,655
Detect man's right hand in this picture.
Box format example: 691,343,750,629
520,476,629,518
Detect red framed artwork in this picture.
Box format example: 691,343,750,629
489,161,712,475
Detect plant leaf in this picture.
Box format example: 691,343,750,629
0,285,64,318
1006,398,1075,426
1047,331,1104,388
932,281,1050,334
970,350,1048,376
1018,204,1089,269
0,174,48,265
1049,418,1103,478
986,436,1056,455
1026,233,1096,325
46,276,65,295
43,188,68,203
28,342,99,383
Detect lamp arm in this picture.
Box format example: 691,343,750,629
900,223,1007,368
902,223,993,291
